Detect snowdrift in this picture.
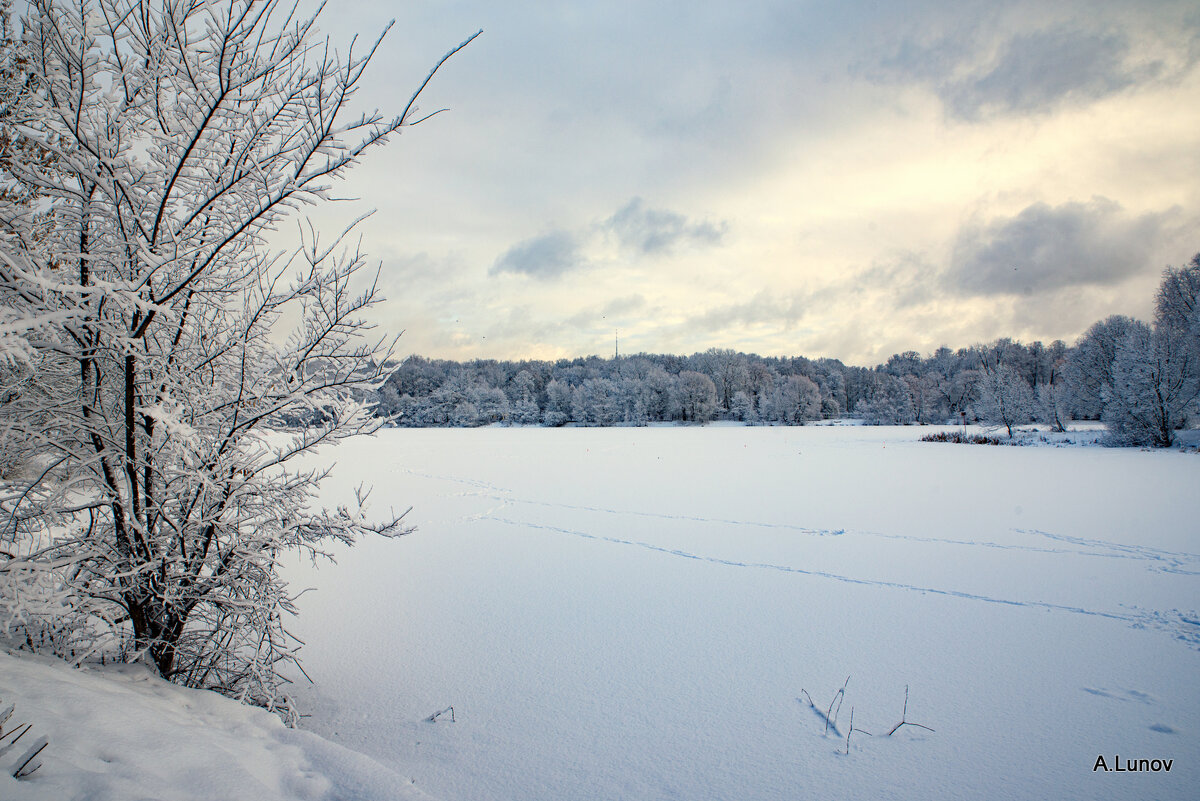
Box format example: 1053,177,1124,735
0,648,436,801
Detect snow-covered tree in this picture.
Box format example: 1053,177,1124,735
813,363,846,418
1066,315,1139,419
1155,254,1200,340
543,378,573,426
642,366,677,422
1036,380,1071,433
572,377,621,425
854,373,915,425
903,373,941,424
611,378,649,425
762,374,821,424
698,347,747,413
676,370,718,422
729,390,756,422
975,365,1035,438
1103,319,1200,446
0,0,476,714
1034,346,1071,433
473,385,510,425
506,369,541,425
1154,254,1200,420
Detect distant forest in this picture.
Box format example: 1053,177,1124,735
363,255,1200,447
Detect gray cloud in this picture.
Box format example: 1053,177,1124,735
599,294,648,317
687,290,804,332
947,198,1172,296
684,286,846,334
942,28,1158,120
376,250,466,291
856,250,940,309
863,14,1198,121
863,26,977,86
603,198,727,255
490,199,727,280
489,230,585,278
565,294,649,330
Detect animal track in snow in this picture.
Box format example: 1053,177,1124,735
396,468,1199,647
480,515,1200,650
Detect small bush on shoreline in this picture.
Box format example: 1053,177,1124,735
920,431,1007,446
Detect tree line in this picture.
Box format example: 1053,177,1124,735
376,255,1200,447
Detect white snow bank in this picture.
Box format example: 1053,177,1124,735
0,647,436,801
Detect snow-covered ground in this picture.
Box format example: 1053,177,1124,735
2,424,1195,800
278,424,1200,801
0,648,433,801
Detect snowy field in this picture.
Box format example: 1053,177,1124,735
282,424,1199,801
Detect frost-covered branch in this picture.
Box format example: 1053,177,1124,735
0,0,475,713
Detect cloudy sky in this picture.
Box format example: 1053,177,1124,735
309,0,1200,367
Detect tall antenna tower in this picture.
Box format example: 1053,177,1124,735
614,329,619,360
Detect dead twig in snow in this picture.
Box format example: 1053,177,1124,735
843,707,873,754
886,685,934,736
1,699,48,779
12,737,48,778
426,706,455,723
824,675,849,734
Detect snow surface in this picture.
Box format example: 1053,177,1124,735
2,424,1195,800
0,648,434,801
283,424,1198,801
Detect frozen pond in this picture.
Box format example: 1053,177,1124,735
284,425,1199,801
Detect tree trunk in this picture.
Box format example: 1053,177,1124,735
130,593,185,678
